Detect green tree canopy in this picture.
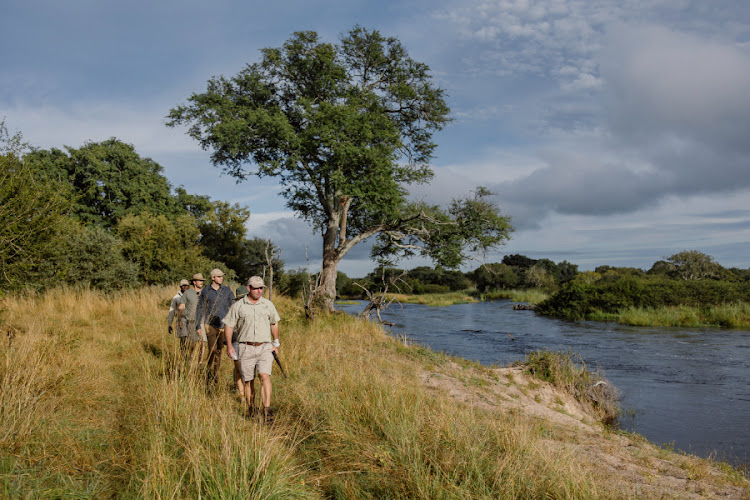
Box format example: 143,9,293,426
32,223,140,290
25,138,184,228
116,212,230,285
168,28,513,310
469,263,520,292
0,121,73,290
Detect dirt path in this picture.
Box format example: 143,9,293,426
420,361,749,499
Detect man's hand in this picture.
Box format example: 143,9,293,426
226,344,238,360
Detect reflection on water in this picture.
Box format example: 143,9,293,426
337,299,750,467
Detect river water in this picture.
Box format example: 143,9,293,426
336,299,750,467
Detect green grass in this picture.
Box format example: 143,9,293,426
386,291,477,306
481,288,550,304
609,302,750,328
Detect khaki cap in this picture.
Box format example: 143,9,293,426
179,279,189,286
247,276,265,288
210,268,224,278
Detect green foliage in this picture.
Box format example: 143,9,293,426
116,212,229,285
523,265,555,290
194,201,283,280
168,27,449,235
31,223,139,290
469,256,577,293
24,138,185,228
538,264,750,321
0,152,73,291
469,263,520,292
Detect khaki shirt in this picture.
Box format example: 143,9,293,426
222,296,280,343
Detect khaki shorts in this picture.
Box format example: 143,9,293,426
238,343,273,381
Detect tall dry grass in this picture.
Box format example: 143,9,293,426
0,286,654,498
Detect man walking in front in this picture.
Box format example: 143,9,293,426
225,276,280,421
196,268,235,389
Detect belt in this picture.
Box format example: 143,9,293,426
240,342,266,346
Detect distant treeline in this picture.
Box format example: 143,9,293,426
326,250,750,325
1,123,282,293
536,251,750,321
330,255,580,298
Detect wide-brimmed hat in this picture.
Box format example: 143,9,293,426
247,276,265,288
235,286,248,300
179,279,189,286
192,273,205,281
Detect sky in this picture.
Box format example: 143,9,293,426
3,0,750,277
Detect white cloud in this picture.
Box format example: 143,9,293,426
4,100,195,155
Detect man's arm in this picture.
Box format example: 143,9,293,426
195,291,205,333
225,325,237,360
271,323,279,354
177,303,185,329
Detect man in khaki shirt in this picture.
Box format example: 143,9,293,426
224,276,280,420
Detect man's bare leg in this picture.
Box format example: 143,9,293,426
259,373,272,420
243,378,257,415
234,361,245,401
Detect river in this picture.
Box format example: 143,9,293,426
336,299,750,467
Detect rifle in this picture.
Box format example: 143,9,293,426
272,351,287,378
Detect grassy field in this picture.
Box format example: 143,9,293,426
1,287,747,498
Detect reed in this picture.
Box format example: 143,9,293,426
386,292,476,306
616,302,750,328
482,288,550,304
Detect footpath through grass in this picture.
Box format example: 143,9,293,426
2,287,747,498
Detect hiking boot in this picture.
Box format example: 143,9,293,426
261,406,273,424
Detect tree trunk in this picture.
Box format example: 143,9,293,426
317,256,338,312
315,222,341,313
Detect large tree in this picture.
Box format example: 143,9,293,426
168,27,513,311
24,138,184,228
0,121,73,290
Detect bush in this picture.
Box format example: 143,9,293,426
32,223,139,290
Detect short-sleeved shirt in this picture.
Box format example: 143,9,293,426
180,289,200,322
222,296,280,344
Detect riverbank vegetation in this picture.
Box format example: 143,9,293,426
536,254,750,327
335,252,750,328
3,287,746,498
